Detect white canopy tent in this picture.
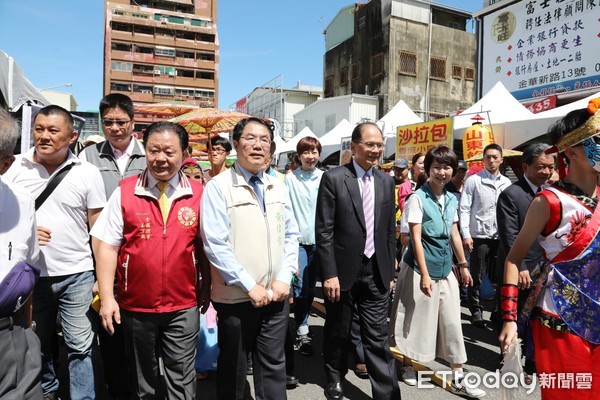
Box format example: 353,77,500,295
503,90,600,149
377,100,423,135
276,126,318,153
377,100,423,158
318,119,355,160
0,50,48,111
452,81,534,147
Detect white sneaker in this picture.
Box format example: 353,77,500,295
451,377,486,398
401,366,417,386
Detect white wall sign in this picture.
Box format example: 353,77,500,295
481,0,600,100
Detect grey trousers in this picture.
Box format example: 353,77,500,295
121,306,199,400
0,320,42,400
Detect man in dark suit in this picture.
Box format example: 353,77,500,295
316,122,400,400
496,142,555,376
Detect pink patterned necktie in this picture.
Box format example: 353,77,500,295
363,174,375,258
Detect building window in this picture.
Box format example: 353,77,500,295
111,61,132,71
371,53,384,77
324,75,334,97
340,67,349,86
352,62,361,80
398,51,417,76
176,50,195,59
110,82,132,92
198,34,215,43
430,57,446,81
154,86,175,95
155,46,175,57
133,84,153,94
465,67,475,81
111,42,131,52
154,66,175,76
198,52,215,61
452,65,462,79
197,71,215,80
196,90,215,98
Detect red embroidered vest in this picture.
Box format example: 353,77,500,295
116,173,203,313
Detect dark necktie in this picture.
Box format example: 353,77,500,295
249,175,265,212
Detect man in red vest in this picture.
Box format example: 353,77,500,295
92,121,209,399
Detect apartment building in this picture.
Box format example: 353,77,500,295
104,0,218,131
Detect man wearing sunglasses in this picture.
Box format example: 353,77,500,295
80,93,146,197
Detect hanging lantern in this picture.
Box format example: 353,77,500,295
462,114,494,168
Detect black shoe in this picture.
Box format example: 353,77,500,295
471,310,485,328
354,363,369,379
297,334,313,356
324,382,343,400
286,375,299,389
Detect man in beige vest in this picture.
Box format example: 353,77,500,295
200,117,300,400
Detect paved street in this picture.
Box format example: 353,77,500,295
57,290,541,399
194,295,542,400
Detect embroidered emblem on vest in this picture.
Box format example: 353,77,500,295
177,206,196,228
139,217,151,240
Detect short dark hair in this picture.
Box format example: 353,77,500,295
548,108,591,147
297,137,322,154
351,122,382,142
0,108,20,158
232,117,273,142
210,135,232,152
483,143,503,156
99,93,134,119
36,105,74,131
522,143,551,165
424,145,458,176
143,121,188,151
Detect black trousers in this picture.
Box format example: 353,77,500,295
468,238,499,313
213,300,289,400
98,323,131,399
323,256,401,400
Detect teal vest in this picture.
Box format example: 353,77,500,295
403,182,457,279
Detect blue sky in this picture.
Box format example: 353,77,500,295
0,0,482,112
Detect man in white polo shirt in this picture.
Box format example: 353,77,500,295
4,105,106,400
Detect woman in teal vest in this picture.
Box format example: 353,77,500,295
393,145,485,398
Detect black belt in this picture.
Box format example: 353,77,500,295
0,316,13,331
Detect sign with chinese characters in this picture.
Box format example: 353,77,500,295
339,136,352,165
523,94,557,113
463,122,495,167
481,0,600,100
396,118,453,159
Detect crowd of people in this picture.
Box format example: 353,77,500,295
0,92,598,400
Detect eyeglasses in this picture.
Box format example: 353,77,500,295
211,148,227,155
102,119,131,128
240,135,272,147
356,141,384,150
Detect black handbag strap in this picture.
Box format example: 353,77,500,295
34,163,74,210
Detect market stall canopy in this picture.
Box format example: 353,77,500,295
277,126,318,153
168,108,254,138
319,119,355,160
377,100,423,135
134,101,199,117
0,50,48,111
452,81,534,146
503,90,600,149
